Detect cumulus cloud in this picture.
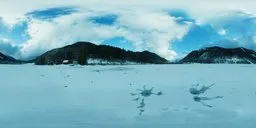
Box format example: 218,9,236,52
115,12,192,59
21,12,120,59
2,0,256,60
1,0,256,25
18,9,192,60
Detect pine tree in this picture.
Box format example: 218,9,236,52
78,49,88,65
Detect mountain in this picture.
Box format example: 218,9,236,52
35,42,169,65
179,46,256,64
0,52,19,64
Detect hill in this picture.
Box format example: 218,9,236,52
0,52,21,64
179,46,256,64
35,42,169,65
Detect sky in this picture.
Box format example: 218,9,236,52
1,0,256,60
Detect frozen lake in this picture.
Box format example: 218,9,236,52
0,64,255,128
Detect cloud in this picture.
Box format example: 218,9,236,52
2,1,256,60
218,29,227,36
1,0,256,27
167,10,196,25
115,12,192,60
20,12,120,59
173,10,256,52
18,9,192,60
0,18,29,45
0,38,20,58
204,11,256,50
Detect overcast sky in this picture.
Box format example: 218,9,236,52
0,0,256,60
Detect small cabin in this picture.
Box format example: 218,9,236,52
63,60,69,64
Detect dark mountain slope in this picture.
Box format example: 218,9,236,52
0,52,20,64
179,46,256,64
35,42,169,65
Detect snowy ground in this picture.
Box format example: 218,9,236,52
0,64,256,128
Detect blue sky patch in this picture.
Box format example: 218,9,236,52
0,41,20,57
0,19,29,44
167,10,195,24
102,37,135,51
9,21,29,44
172,24,223,54
90,14,118,25
26,7,78,20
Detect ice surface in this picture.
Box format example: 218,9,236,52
0,64,256,128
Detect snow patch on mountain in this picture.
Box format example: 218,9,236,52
87,58,140,65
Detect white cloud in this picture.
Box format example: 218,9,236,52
1,0,256,26
19,10,191,60
0,38,10,43
115,12,192,60
218,29,227,36
21,12,121,59
2,0,256,60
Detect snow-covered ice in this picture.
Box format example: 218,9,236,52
0,64,256,128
